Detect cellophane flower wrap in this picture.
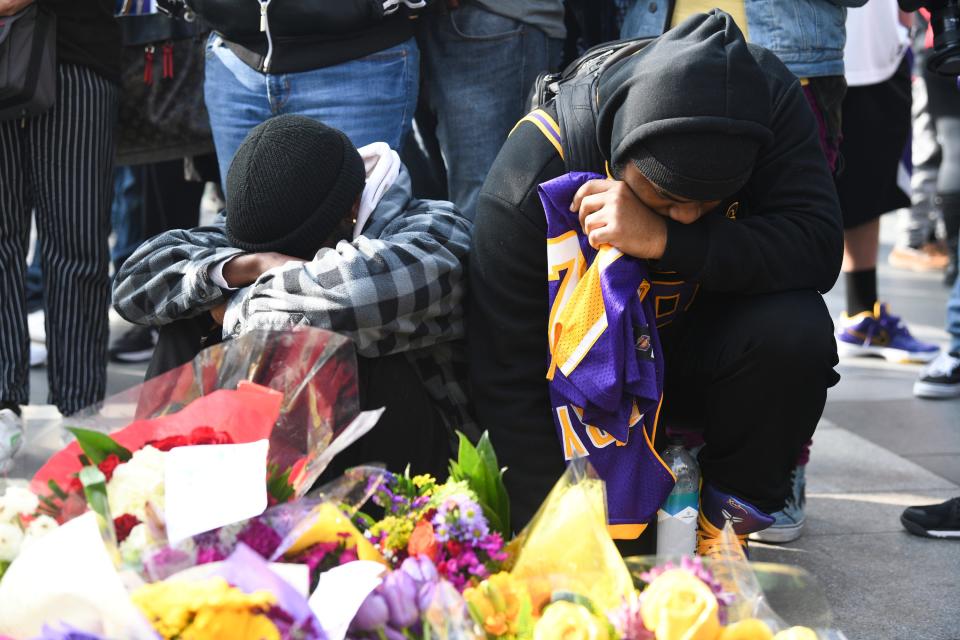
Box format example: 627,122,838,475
33,328,360,505
509,458,635,616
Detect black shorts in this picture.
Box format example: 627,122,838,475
835,55,912,229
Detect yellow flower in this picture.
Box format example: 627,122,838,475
640,569,721,640
772,627,818,640
719,618,774,640
533,601,609,640
464,572,531,638
132,577,281,640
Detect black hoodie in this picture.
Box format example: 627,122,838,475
468,11,843,527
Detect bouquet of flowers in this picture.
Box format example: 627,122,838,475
25,328,383,568
0,484,58,582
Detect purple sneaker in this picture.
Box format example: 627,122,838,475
697,483,775,557
836,302,940,363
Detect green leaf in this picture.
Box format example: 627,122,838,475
448,431,511,536
266,464,295,503
47,478,68,500
67,427,132,466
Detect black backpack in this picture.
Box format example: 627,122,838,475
528,37,655,173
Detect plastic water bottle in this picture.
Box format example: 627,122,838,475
656,440,700,556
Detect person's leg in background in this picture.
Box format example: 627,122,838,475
890,54,950,272
204,32,419,186
924,60,960,288
417,5,562,219
0,106,35,472
110,165,146,275
913,61,960,399
660,290,841,554
834,58,940,364
31,63,119,417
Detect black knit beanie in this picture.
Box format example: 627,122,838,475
596,10,775,201
225,115,365,260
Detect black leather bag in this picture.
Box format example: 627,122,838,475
0,4,56,122
115,12,214,165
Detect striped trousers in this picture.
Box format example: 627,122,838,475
0,64,118,416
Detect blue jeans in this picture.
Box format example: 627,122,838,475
111,165,145,274
948,243,960,354
204,35,419,184
416,5,562,219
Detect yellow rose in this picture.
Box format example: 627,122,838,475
533,601,609,640
640,569,721,640
772,627,818,640
719,618,774,640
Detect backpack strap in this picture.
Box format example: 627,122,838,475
511,108,564,159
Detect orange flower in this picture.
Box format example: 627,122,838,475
407,519,439,561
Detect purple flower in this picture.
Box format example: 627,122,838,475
196,545,227,564
351,592,390,631
609,593,655,640
34,625,105,640
236,519,283,559
381,570,420,629
400,555,438,585
431,495,489,543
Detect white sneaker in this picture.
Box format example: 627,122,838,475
0,409,25,475
30,343,47,368
27,310,45,344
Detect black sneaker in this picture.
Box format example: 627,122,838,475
913,352,960,399
901,497,960,539
108,326,158,363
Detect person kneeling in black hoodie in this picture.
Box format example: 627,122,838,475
114,115,472,478
468,11,842,553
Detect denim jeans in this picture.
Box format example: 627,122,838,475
948,244,960,354
204,35,419,184
416,5,562,219
110,165,145,274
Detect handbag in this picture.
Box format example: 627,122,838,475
115,12,214,165
0,4,56,122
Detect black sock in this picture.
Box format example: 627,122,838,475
844,269,877,316
0,402,21,416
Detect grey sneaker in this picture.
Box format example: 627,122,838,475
749,465,806,544
0,409,25,475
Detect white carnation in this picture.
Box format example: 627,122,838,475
119,523,149,565
107,445,167,522
0,522,24,562
0,487,39,522
21,515,58,549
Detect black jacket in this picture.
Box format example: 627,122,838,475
468,39,843,528
189,0,430,73
41,0,121,83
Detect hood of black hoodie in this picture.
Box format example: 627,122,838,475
596,10,775,180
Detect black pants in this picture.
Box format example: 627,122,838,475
0,64,118,415
146,318,451,480
658,289,840,513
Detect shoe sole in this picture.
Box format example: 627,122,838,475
913,380,960,399
109,348,155,363
748,521,805,544
837,340,939,364
900,515,960,539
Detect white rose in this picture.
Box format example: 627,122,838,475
107,446,167,522
0,522,24,562
0,487,39,522
21,515,58,549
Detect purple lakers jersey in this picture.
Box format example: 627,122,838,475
542,172,678,534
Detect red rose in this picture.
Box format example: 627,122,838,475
97,454,122,481
146,435,190,451
188,426,233,446
67,476,83,494
113,513,141,544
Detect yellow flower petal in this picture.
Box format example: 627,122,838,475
719,618,775,640
772,626,819,640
